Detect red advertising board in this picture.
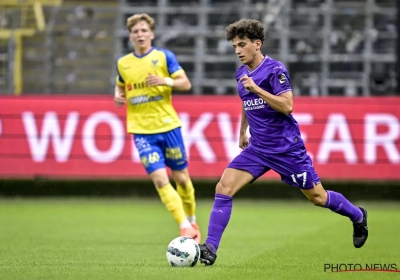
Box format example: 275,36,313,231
0,95,399,180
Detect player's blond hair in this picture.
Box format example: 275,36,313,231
127,13,155,32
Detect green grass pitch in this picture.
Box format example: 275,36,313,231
0,198,399,280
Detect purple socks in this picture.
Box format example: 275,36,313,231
325,191,363,223
205,194,232,253
204,191,362,255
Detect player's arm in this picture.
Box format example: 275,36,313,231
253,88,293,115
165,49,192,91
146,49,192,91
239,73,293,115
115,84,125,97
114,62,126,107
239,103,249,149
146,72,192,91
114,84,126,107
166,72,192,91
240,103,248,135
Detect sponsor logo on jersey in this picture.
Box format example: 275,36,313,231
129,94,163,105
243,98,267,111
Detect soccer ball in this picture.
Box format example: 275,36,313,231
166,236,200,267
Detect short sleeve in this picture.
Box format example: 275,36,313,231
116,61,125,86
269,66,292,96
164,49,185,78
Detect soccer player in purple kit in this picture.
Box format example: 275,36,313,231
198,19,369,266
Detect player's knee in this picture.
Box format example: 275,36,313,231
215,181,233,196
308,195,326,207
174,172,189,187
152,176,170,188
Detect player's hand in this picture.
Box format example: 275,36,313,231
114,94,126,107
146,73,166,86
239,134,249,149
239,75,258,92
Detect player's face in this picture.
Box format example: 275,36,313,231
129,20,154,51
232,36,261,65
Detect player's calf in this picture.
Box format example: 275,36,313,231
323,190,364,223
302,185,369,247
303,186,363,222
199,168,253,265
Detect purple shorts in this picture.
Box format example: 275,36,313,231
227,146,320,189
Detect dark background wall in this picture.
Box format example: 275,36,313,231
1,179,399,201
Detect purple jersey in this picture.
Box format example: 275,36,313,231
236,56,303,154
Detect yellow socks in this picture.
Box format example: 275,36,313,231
177,179,196,223
156,183,190,227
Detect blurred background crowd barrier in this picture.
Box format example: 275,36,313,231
0,0,398,96
0,0,399,198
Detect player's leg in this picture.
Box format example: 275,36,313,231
164,128,197,224
162,127,200,241
199,168,254,266
205,167,254,244
272,148,368,248
301,183,368,248
300,183,362,221
148,168,189,227
200,149,268,266
171,168,200,242
133,134,194,236
172,168,195,223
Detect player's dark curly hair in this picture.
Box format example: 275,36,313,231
225,19,265,43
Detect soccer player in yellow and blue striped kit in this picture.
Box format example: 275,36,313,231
114,13,201,243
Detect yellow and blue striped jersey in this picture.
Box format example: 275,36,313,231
116,47,185,134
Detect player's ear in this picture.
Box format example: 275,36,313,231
255,39,262,50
